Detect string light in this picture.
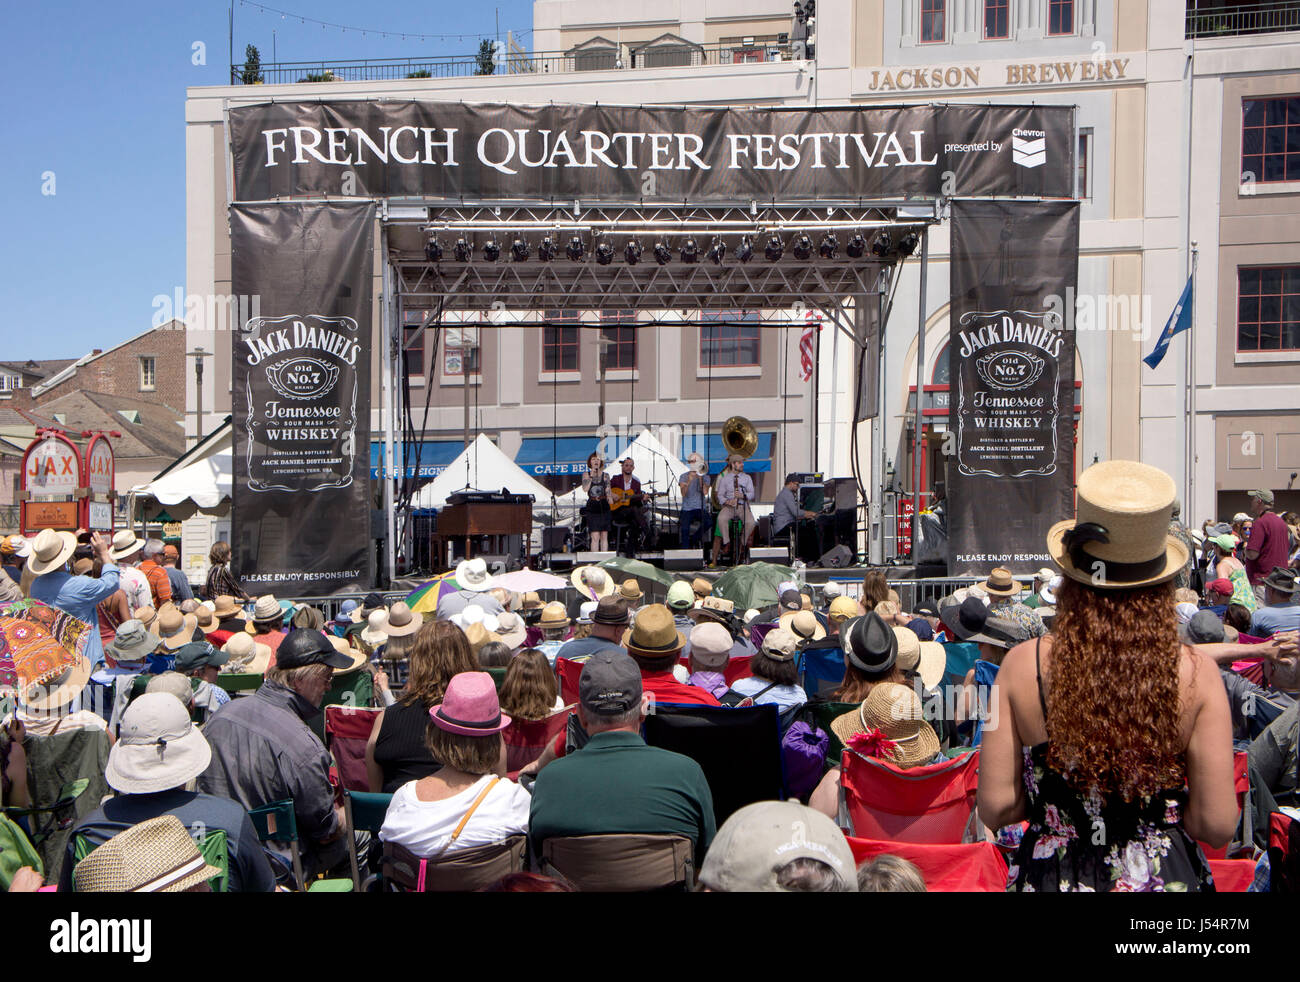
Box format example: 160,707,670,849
237,0,534,43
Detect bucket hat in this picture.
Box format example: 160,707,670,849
106,619,161,665
1262,567,1298,595
454,558,496,593
691,577,713,598
429,671,511,736
105,692,211,794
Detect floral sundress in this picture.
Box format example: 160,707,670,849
1007,644,1216,892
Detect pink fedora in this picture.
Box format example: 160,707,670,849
428,672,512,737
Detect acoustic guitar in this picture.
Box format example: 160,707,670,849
610,484,643,511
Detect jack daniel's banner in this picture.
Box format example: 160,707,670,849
229,101,1075,203
947,200,1079,577
230,200,375,595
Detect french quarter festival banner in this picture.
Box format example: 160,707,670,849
947,199,1080,577
228,101,1076,202
230,199,375,596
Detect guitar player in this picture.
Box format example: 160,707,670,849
609,456,649,558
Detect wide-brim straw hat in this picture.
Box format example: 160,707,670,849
779,608,826,641
220,633,271,675
328,635,368,674
26,529,78,576
915,641,946,690
571,564,615,600
1047,460,1188,590
539,601,571,629
622,604,686,659
382,601,424,637
108,529,143,562
360,609,390,648
160,612,199,651
72,814,223,893
979,568,1021,598
211,595,244,620
454,557,496,593
832,682,941,768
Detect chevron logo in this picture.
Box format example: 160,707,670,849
1012,131,1046,169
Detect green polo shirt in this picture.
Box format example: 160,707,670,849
529,729,716,862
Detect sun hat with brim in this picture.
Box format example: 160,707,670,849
106,620,161,665
173,641,229,674
1039,575,1062,606
73,814,223,893
979,568,1021,598
892,626,922,674
26,529,78,576
193,606,214,630
158,609,199,651
760,628,799,662
1046,459,1188,590
334,599,359,625
619,579,644,602
841,612,897,674
220,632,271,675
622,604,686,659
105,693,212,794
539,602,570,629
688,623,733,669
6,615,92,712
1210,534,1238,554
455,557,496,593
691,577,713,598
360,609,390,648
327,635,368,674
689,595,737,627
831,682,941,768
72,558,94,576
463,621,503,654
1262,567,1299,595
495,610,527,649
108,529,143,562
429,671,511,737
211,595,244,620
697,801,858,893
915,641,946,690
779,608,826,642
382,601,424,637
571,564,615,601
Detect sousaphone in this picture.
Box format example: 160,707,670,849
711,416,758,510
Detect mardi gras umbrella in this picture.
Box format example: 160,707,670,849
405,571,460,615
711,561,797,612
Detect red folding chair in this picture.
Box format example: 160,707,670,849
1207,858,1256,893
1268,811,1297,893
1199,750,1249,860
502,706,575,779
556,658,584,708
324,705,382,793
840,748,981,843
847,836,1009,892
675,655,752,687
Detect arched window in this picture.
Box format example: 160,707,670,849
930,339,950,386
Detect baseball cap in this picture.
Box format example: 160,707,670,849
1250,489,1274,506
821,580,843,599
778,589,803,612
828,596,860,620
1206,577,1234,597
666,581,695,610
760,628,799,662
578,650,643,716
698,801,858,892
276,628,356,670
1181,609,1226,645
688,623,732,669
173,640,230,674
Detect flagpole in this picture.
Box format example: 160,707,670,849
913,227,929,542
1186,242,1198,519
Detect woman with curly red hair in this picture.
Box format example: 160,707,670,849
978,460,1236,891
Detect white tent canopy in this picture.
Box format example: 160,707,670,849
554,428,689,509
130,424,232,520
412,434,552,509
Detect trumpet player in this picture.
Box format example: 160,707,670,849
678,452,712,549
711,453,756,566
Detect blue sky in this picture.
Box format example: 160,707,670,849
4,0,534,359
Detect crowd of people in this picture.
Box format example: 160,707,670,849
0,462,1297,893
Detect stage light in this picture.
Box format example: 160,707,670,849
846,234,866,259
653,241,672,265
706,239,726,265
566,235,585,262
624,239,642,265
538,236,557,261
483,239,501,262
736,236,754,263
453,238,471,262
792,234,813,260
510,238,530,262
870,231,891,258
424,239,443,262
764,235,783,261
897,232,919,257
595,241,614,265
818,233,838,259
680,238,699,263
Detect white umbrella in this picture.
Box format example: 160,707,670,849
491,568,569,592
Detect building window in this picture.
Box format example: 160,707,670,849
543,324,581,372
700,314,761,367
1237,266,1300,353
1242,96,1300,185
139,357,156,391
920,0,946,42
442,325,480,377
1077,128,1093,199
0,375,14,392
984,0,1009,39
599,312,637,370
1048,0,1074,35
402,311,426,379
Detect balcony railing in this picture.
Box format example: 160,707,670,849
230,41,799,85
1186,1,1300,37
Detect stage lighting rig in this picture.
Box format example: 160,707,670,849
653,241,672,265
897,231,920,257
680,237,700,263
595,240,615,265
764,235,783,261
624,239,642,265
792,234,813,260
818,233,838,259
870,231,891,258
453,238,472,262
482,239,501,262
566,235,585,262
845,233,866,259
706,239,726,265
538,236,557,261
736,236,754,263
424,239,443,262
510,238,530,262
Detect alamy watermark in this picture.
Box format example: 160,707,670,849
151,289,261,333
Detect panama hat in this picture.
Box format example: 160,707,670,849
539,601,570,629
689,595,737,626
571,564,615,601
158,607,199,651
212,595,244,620
979,568,1022,598
618,578,644,603
429,672,511,737
73,814,223,893
382,601,424,638
622,604,686,659
220,631,271,675
1047,460,1188,590
454,557,496,593
832,682,941,768
108,529,144,561
106,693,212,794
26,528,78,576
779,608,826,642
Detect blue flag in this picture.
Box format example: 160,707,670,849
1143,275,1193,369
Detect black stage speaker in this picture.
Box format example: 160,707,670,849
541,526,569,553
818,544,854,569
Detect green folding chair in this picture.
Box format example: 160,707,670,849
487,667,508,692
215,672,264,695
247,799,351,893
342,790,392,891
72,827,229,893
806,701,860,761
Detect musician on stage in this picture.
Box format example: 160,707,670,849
677,453,711,549
609,456,649,558
710,453,756,566
772,473,817,541
579,451,612,553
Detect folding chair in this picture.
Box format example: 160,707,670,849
487,666,508,692
643,703,784,825
674,655,753,688
214,672,264,696
341,790,392,891
18,727,111,885
1268,811,1298,893
1199,750,1250,860
311,668,375,743
798,644,847,701
73,828,230,893
847,836,1009,892
502,706,575,779
941,642,980,684
323,705,382,793
538,834,694,891
804,700,859,760
1207,858,1257,893
383,835,526,892
247,799,351,892
555,657,585,707
840,748,981,843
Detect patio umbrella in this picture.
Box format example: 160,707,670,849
597,556,675,589
711,562,796,612
491,568,569,593
405,572,460,615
